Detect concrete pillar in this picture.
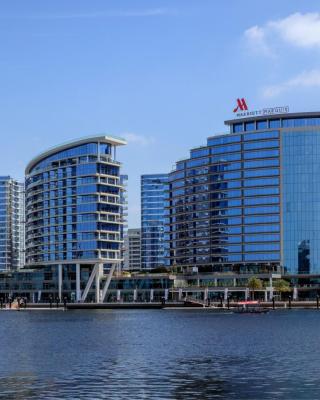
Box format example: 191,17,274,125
58,264,62,301
264,290,268,302
245,287,249,300
233,278,237,287
95,264,103,303
224,288,228,301
204,287,208,302
269,287,274,300
293,286,298,300
133,289,137,302
178,288,183,301
150,289,154,302
164,288,169,301
76,264,81,302
117,289,121,302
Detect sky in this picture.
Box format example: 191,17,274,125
1,0,320,227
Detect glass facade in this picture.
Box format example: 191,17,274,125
25,136,126,265
0,177,24,270
168,113,320,274
141,174,169,269
281,130,320,273
167,128,281,273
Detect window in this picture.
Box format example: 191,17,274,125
245,122,255,131
269,119,280,128
233,123,243,133
243,168,279,178
257,120,268,130
243,140,279,151
244,186,280,196
208,135,241,146
244,149,279,159
244,130,279,141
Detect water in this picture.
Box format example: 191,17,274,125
0,309,319,399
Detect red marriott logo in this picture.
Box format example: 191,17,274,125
233,98,248,113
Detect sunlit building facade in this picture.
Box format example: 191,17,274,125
24,135,126,302
141,174,168,269
167,112,320,274
0,176,24,270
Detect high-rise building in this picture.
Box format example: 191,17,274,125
25,135,126,302
124,228,141,270
167,112,320,274
141,174,168,270
0,176,24,271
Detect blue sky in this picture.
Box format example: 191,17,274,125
1,0,320,227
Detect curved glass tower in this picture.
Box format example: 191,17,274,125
25,135,126,267
167,112,320,275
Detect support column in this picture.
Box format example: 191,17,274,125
76,264,81,302
264,290,268,302
58,264,62,301
150,289,154,302
117,289,121,302
164,288,169,301
95,263,103,303
100,263,116,302
224,288,228,301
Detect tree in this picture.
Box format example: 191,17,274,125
273,279,291,300
247,277,263,300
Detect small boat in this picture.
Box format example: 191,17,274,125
234,300,269,314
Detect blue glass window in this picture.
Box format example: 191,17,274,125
244,206,280,214
233,123,243,133
211,153,241,163
244,149,279,159
269,119,280,128
244,187,280,196
243,177,279,187
244,196,279,205
244,130,279,141
257,120,268,130
244,159,279,168
243,140,279,151
245,122,255,131
207,135,241,146
244,253,280,261
191,148,210,158
243,168,279,178
244,215,280,224
212,144,241,155
244,224,280,233
244,243,280,252
244,234,280,242
186,158,209,168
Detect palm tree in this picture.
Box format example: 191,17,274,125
247,277,263,300
273,279,291,300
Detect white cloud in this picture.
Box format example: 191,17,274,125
244,25,273,56
262,69,320,98
122,132,155,146
269,12,320,48
245,12,320,55
2,8,170,20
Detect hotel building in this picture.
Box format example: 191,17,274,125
25,135,126,301
167,112,320,275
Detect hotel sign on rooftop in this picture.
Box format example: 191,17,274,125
233,98,289,118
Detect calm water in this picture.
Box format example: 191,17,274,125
0,309,319,399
